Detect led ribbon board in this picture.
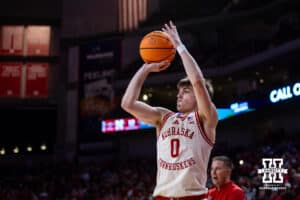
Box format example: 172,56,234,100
269,82,300,103
101,81,300,133
102,101,254,133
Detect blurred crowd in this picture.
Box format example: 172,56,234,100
0,130,299,200
210,130,300,200
0,158,156,200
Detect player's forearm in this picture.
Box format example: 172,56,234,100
179,45,218,123
178,47,204,84
121,65,149,109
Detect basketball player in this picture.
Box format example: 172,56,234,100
121,21,218,199
208,156,246,200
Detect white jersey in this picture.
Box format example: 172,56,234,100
153,111,214,198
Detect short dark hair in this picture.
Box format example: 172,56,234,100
212,156,234,170
177,77,214,98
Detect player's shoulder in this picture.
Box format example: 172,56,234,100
156,107,174,131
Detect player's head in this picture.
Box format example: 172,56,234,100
176,77,214,113
210,156,233,188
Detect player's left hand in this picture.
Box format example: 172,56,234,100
162,21,182,48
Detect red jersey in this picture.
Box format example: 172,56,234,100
207,181,245,200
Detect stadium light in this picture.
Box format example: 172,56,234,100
40,144,47,151
0,148,5,155
142,94,148,101
239,160,244,166
27,146,33,152
13,147,19,154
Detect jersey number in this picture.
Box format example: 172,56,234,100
170,138,180,157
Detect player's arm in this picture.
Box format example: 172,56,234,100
121,61,171,127
162,21,218,140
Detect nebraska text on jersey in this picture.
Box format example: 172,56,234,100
153,112,214,197
161,127,194,140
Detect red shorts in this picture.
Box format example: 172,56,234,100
155,193,207,200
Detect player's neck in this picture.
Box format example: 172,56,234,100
180,108,197,115
179,111,191,117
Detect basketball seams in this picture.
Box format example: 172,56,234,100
140,34,174,49
140,47,175,50
145,33,172,42
142,51,175,63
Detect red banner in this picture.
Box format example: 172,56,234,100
0,26,24,55
0,62,22,97
26,26,50,56
25,63,48,97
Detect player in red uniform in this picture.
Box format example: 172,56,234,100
208,156,246,200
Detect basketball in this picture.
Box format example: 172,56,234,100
139,31,176,67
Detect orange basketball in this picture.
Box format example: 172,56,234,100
139,31,176,66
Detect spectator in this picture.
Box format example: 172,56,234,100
208,156,246,200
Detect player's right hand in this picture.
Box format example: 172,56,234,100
143,61,170,73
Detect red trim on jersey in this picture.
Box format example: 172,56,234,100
156,193,208,200
195,111,214,146
177,113,188,121
158,112,174,137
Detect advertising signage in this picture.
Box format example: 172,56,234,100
269,82,300,103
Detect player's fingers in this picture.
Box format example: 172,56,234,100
164,23,171,30
158,60,168,66
149,60,166,68
170,21,175,28
160,62,170,71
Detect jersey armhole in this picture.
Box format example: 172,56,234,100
195,111,214,146
157,112,174,137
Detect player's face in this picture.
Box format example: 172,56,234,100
210,160,231,188
176,86,197,113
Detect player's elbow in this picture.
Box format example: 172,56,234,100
121,98,128,110
121,96,132,111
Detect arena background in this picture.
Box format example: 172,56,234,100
0,0,299,199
